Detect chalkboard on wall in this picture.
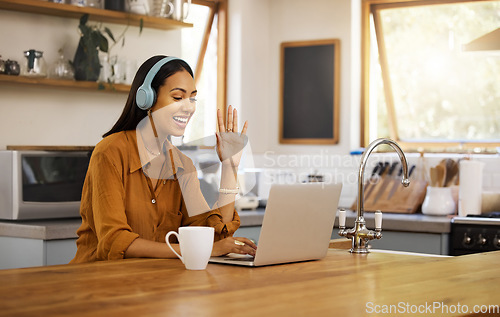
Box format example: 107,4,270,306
279,39,340,144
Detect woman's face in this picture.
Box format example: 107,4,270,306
150,69,197,137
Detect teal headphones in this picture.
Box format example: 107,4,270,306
136,56,183,110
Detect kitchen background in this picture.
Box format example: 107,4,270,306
1,0,500,270
0,0,499,207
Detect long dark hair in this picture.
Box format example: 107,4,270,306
103,55,194,138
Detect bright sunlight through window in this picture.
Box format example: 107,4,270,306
181,4,218,146
368,0,500,151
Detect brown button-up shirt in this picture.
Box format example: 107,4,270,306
71,130,240,263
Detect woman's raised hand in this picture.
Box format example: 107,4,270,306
216,105,248,167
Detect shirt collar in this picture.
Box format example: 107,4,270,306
128,130,185,176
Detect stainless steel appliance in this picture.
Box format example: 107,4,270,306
449,212,500,255
0,149,91,220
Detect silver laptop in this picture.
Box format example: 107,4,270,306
209,182,342,267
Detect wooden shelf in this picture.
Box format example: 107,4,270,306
0,74,131,93
0,0,193,30
0,0,190,92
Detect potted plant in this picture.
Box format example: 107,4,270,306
72,14,115,81
72,14,142,82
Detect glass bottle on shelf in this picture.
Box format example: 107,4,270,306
98,54,111,83
86,0,103,8
49,48,75,80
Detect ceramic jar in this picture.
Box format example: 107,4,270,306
421,186,456,216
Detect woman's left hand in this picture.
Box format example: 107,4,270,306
216,105,248,167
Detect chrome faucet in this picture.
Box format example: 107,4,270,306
338,138,410,253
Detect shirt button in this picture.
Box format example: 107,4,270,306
152,199,156,204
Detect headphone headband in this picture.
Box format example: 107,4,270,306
136,56,183,110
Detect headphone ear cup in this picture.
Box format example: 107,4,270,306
136,86,153,110
136,56,182,110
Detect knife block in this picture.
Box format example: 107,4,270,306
351,179,428,214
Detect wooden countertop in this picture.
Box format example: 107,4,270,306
0,249,498,316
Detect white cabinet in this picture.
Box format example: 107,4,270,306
0,236,77,269
0,218,80,269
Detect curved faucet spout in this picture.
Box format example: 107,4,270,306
357,138,410,219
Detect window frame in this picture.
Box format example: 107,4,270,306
192,0,228,126
360,0,500,152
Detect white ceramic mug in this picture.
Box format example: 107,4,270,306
127,0,150,15
165,226,214,270
151,0,174,17
171,0,191,21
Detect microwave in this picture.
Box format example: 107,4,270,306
0,150,91,220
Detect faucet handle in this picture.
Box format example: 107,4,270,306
338,209,346,228
375,210,382,231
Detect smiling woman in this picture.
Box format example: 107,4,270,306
149,71,198,137
362,0,500,152
70,56,257,264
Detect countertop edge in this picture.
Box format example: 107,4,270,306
0,209,452,240
0,211,266,240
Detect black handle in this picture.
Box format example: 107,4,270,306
27,49,35,71
378,162,389,176
388,162,398,176
409,165,416,177
398,164,415,177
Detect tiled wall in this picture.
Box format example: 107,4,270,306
186,147,500,211
249,152,500,210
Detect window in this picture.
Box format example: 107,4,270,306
361,0,500,152
181,0,227,146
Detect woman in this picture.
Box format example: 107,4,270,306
71,55,256,263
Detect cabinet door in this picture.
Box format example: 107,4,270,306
0,237,77,269
46,239,77,266
0,237,44,269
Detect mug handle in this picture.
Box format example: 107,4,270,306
183,0,191,20
165,231,184,263
161,0,174,18
165,1,174,17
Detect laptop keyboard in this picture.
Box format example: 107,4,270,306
224,256,255,262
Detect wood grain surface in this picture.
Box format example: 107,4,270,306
0,249,498,316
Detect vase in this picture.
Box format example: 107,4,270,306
73,37,101,82
105,0,125,11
